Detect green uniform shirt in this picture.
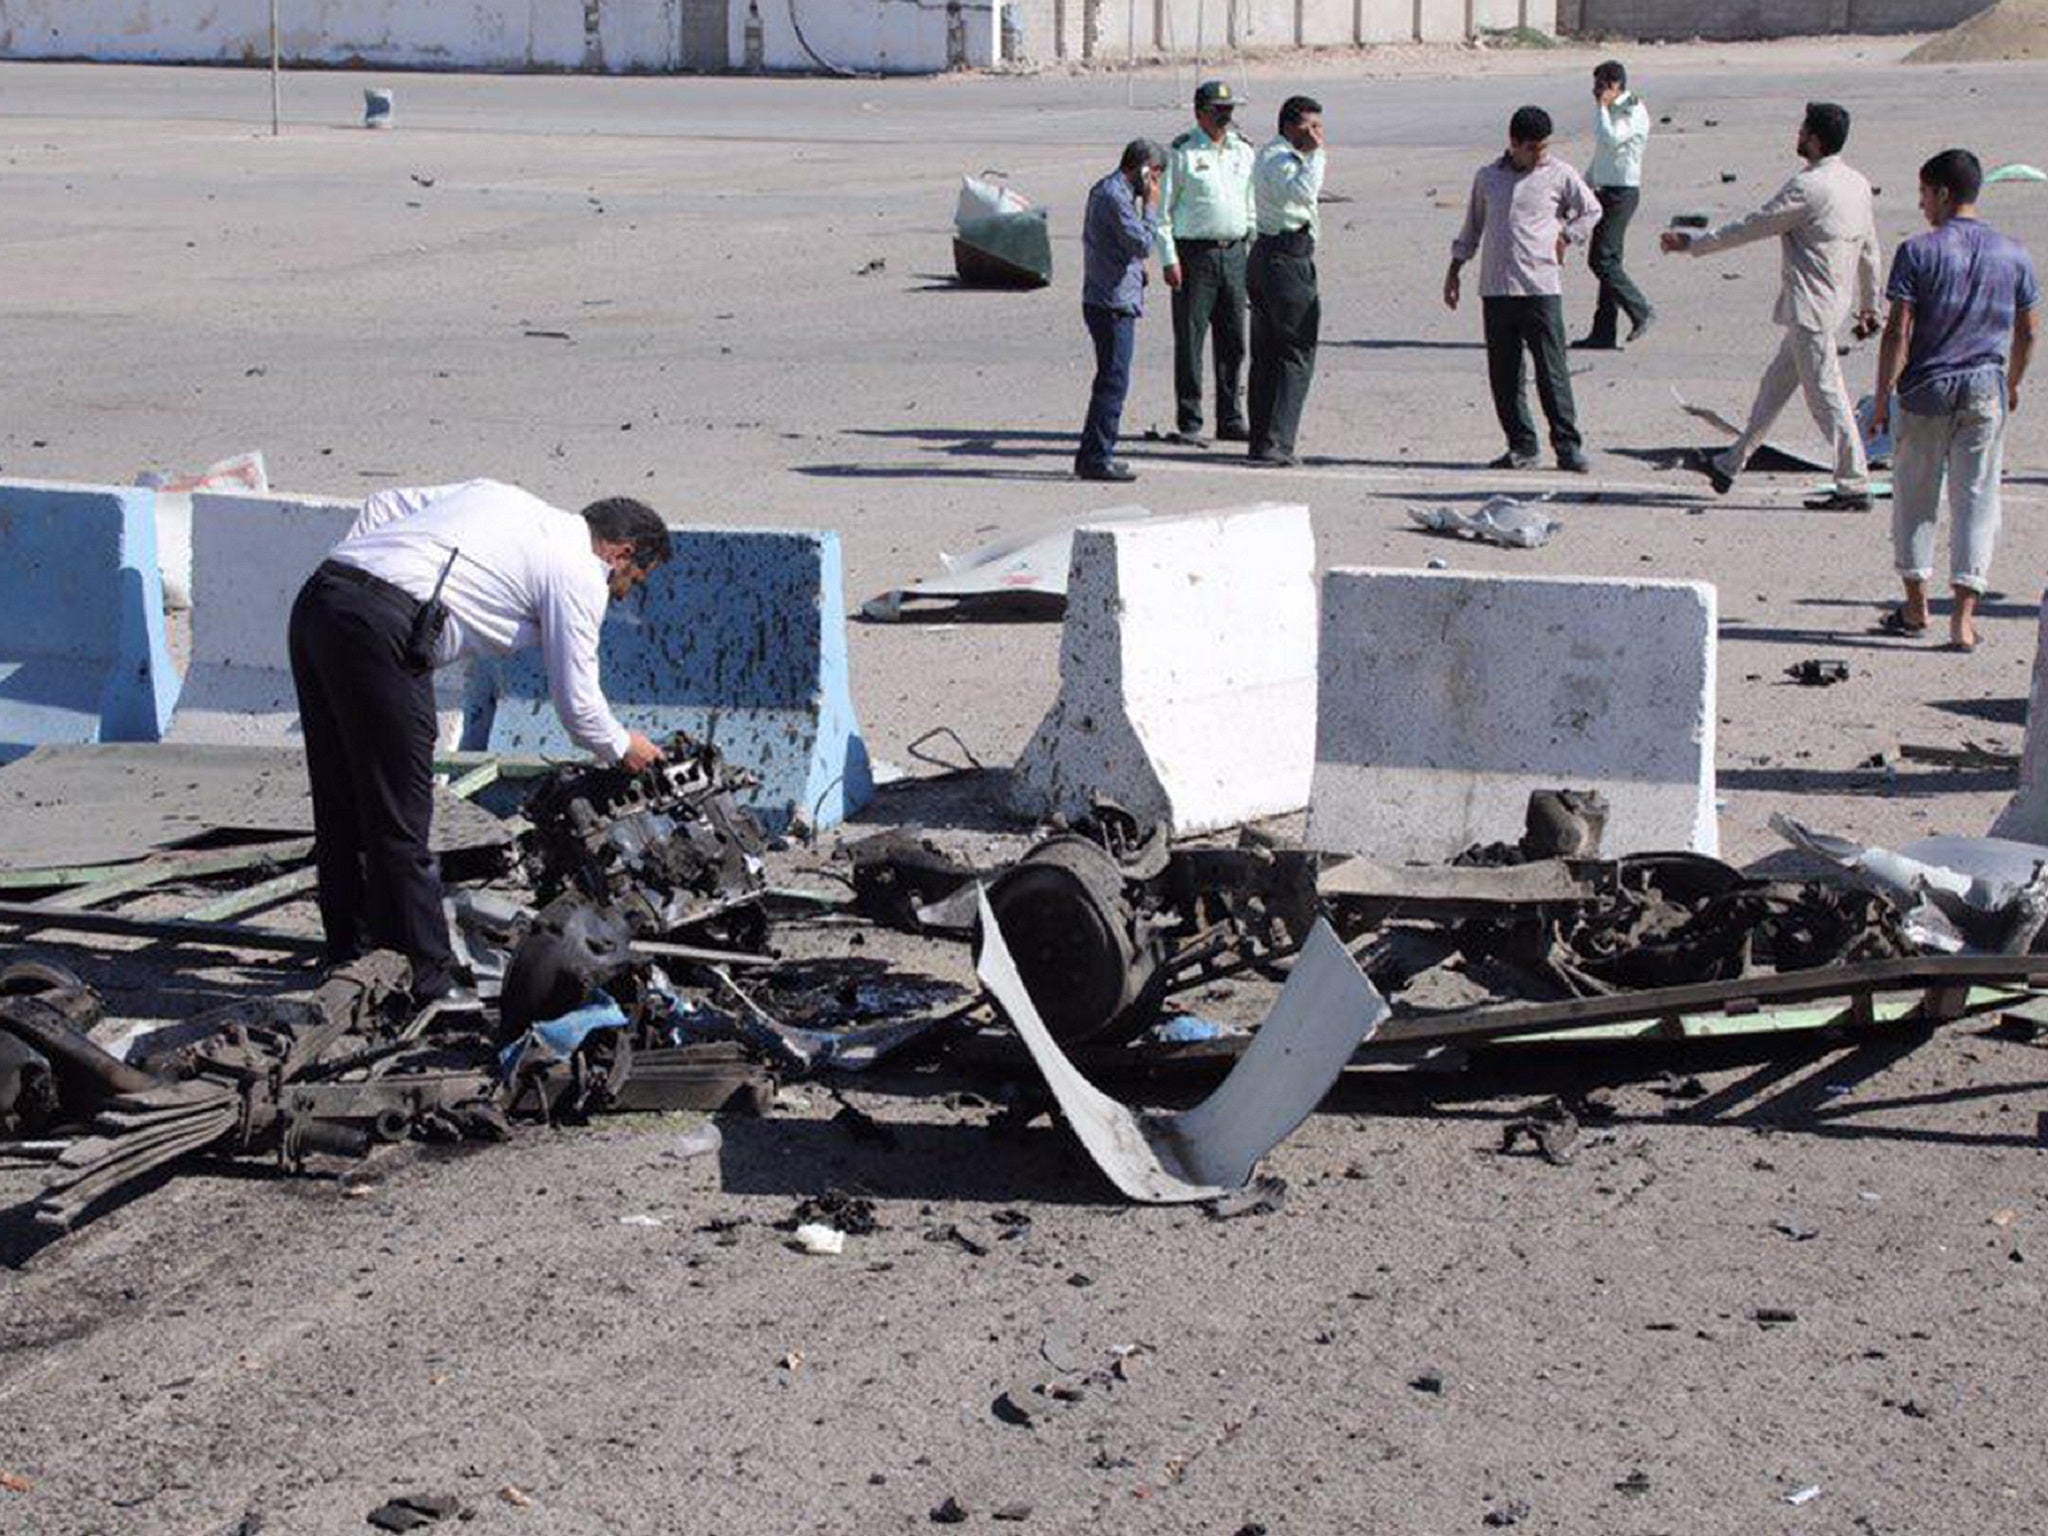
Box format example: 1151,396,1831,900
1253,137,1326,240
1155,123,1257,268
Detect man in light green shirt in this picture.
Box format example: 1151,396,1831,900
1157,80,1258,444
1247,94,1326,466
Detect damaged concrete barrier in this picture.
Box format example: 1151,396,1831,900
1307,568,1718,862
0,479,180,764
1010,503,1318,835
167,492,469,750
466,526,872,832
1991,595,2048,842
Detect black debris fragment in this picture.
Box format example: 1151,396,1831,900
791,1189,879,1235
931,1495,970,1524
1204,1175,1288,1220
366,1493,461,1532
1501,1099,1581,1166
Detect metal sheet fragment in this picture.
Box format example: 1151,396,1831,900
975,888,1386,1203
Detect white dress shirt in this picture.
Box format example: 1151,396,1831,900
334,479,631,762
1689,155,1881,332
1589,94,1650,190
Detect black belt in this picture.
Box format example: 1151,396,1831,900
1255,227,1315,257
1177,235,1247,251
317,559,422,619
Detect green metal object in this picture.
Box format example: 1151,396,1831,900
33,839,314,913
183,866,320,923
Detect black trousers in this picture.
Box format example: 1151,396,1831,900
1170,237,1249,435
1483,295,1581,458
287,562,454,1000
1587,185,1651,344
1247,229,1320,459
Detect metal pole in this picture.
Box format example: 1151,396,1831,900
1125,0,1136,108
269,0,281,136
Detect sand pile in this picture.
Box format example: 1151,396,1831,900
1909,0,2048,63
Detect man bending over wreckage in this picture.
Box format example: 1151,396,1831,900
288,481,671,1006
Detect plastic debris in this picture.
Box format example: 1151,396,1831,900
1773,816,2048,954
953,174,1051,289
1408,495,1561,550
861,507,1153,622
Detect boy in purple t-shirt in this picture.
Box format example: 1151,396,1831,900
1872,148,2040,650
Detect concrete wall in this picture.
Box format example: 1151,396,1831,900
1043,0,1550,60
1561,0,1989,41
0,0,709,71
0,0,1557,70
731,0,999,75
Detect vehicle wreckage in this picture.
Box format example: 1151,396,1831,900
6,742,2048,1234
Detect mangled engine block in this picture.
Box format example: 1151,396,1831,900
501,733,771,1036
983,811,1320,1047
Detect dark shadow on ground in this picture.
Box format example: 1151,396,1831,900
1795,592,2025,617
714,1113,1121,1206
840,769,1031,837
1325,337,1485,351
1719,765,2012,795
1929,696,2027,726
796,464,1080,483
1717,622,1930,654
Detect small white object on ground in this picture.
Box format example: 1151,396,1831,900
674,1122,723,1160
1783,1485,1821,1506
793,1223,846,1255
618,1214,664,1228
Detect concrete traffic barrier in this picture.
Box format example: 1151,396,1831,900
466,526,872,832
1307,568,1718,862
1990,596,2048,841
0,479,180,763
167,491,470,749
1011,503,1318,835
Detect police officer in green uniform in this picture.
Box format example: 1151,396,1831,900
1158,80,1258,445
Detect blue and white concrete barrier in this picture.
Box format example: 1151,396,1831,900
466,526,872,832
167,491,470,750
1011,503,1319,835
0,479,180,764
1307,568,1719,862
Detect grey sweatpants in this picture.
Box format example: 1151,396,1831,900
1714,323,1869,494
1892,380,2008,592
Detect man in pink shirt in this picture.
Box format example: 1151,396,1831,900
1445,106,1604,472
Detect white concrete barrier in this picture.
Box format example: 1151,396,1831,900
1307,568,1718,862
168,491,469,750
1990,596,2048,842
1010,503,1317,836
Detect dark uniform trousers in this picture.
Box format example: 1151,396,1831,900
1483,295,1582,459
1247,227,1320,460
1170,236,1249,436
1587,185,1651,346
287,561,455,1000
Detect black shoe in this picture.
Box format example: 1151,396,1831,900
1803,488,1874,512
1215,422,1251,443
1489,450,1540,470
1557,449,1591,474
1570,335,1619,351
1076,459,1138,482
1685,448,1734,495
1247,450,1299,468
1627,310,1658,343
